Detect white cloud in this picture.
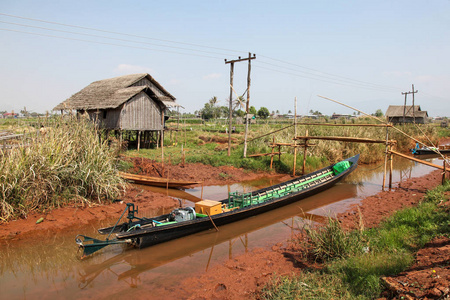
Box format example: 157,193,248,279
113,64,155,75
202,73,222,80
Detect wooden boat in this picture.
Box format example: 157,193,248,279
118,171,200,188
411,143,450,155
76,155,359,257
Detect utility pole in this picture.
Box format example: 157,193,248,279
225,53,256,157
401,84,418,124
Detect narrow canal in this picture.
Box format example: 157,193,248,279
0,156,443,299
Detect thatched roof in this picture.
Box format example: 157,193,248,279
54,73,177,110
385,105,427,118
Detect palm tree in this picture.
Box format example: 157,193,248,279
209,96,218,119
233,96,246,111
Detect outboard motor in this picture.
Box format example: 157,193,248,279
169,207,196,222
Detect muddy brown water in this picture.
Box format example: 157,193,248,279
0,157,442,299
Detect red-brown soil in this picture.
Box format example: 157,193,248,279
1,155,449,299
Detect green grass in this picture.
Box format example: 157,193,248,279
259,272,359,300
259,180,450,299
126,121,441,176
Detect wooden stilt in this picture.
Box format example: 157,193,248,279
137,130,141,151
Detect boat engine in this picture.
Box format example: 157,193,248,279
169,207,196,222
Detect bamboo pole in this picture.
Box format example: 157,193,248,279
382,126,389,191
389,145,393,190
270,135,275,169
293,146,297,176
302,130,308,175
248,152,283,158
293,136,395,144
389,150,450,172
443,160,447,185
293,97,297,176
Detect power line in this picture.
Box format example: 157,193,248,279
0,12,413,95
0,20,235,57
253,63,399,93
0,13,245,55
256,59,399,92
0,28,224,59
258,54,402,92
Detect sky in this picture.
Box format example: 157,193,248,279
0,0,449,117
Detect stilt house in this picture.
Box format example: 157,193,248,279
385,105,428,124
54,73,179,147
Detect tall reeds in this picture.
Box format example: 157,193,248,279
0,117,126,221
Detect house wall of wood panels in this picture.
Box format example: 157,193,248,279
119,92,162,130
86,107,121,129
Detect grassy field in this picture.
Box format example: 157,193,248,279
127,117,443,174
0,116,445,221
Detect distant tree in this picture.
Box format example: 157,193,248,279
375,109,384,117
257,107,270,119
200,103,214,120
235,109,245,117
249,106,257,115
288,110,292,114
219,106,229,118
276,109,280,114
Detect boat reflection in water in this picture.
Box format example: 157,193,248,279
77,182,357,289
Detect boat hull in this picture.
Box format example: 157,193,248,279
412,149,450,155
112,155,359,249
118,172,199,188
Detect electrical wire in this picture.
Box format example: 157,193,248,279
0,12,245,55
0,28,224,59
1,12,432,96
0,20,238,57
258,54,402,91
254,63,399,93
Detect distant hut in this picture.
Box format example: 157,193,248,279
385,105,428,124
54,73,179,148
